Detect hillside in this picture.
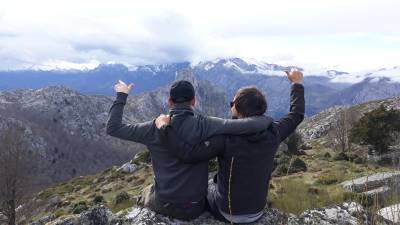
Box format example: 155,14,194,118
0,68,228,189
298,96,400,140
14,96,400,225
20,146,397,225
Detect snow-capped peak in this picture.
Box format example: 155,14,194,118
196,57,296,77
330,67,400,83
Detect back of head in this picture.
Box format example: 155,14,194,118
169,80,195,105
234,87,267,117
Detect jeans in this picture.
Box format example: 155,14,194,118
138,184,205,221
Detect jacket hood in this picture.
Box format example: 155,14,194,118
243,116,274,142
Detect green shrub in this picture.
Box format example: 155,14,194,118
291,158,307,172
93,195,105,204
284,132,303,155
333,152,349,161
323,152,331,159
350,104,400,155
353,157,364,164
317,175,338,185
377,156,393,166
273,157,307,176
132,151,151,164
343,192,374,207
115,191,130,205
71,201,88,214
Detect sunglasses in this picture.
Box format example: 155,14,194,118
230,101,235,108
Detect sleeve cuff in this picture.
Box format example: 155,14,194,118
116,92,128,104
291,83,304,90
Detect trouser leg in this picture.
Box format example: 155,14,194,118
139,184,205,221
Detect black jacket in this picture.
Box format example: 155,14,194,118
158,83,305,214
106,93,272,204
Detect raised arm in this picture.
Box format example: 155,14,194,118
157,125,225,163
106,81,156,145
274,70,305,142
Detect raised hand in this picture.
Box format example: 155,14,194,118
155,114,171,129
114,80,134,94
284,69,303,84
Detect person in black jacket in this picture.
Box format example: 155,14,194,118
155,70,305,223
106,80,273,220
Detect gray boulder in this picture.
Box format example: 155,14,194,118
378,203,400,224
117,163,137,174
341,172,400,193
125,206,289,225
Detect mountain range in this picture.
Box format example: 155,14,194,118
1,58,399,117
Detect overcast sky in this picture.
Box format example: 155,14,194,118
0,0,399,71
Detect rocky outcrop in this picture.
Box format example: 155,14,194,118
341,172,400,193
32,202,372,225
289,202,367,225
117,163,137,174
126,206,289,225
298,97,400,140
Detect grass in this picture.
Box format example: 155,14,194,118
268,139,396,215
26,164,154,223
26,139,399,223
268,178,345,215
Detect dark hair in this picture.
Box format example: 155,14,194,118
233,87,267,117
169,80,195,103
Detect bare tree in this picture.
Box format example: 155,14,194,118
329,108,357,153
0,122,37,225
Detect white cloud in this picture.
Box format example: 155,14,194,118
0,0,399,71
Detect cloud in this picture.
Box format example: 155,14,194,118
0,0,399,71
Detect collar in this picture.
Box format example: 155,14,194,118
169,104,195,117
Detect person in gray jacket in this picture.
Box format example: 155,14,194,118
106,79,272,220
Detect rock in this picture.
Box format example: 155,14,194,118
48,195,62,207
300,143,313,150
29,214,56,225
32,202,374,225
39,206,120,225
289,202,367,225
362,186,391,200
78,207,118,225
278,143,289,153
126,206,290,225
378,203,400,224
117,163,137,174
341,172,400,192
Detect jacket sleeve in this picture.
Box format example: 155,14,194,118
274,83,305,142
201,115,273,140
157,126,225,163
106,92,157,145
